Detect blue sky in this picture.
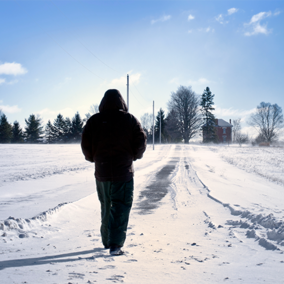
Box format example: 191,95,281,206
0,0,283,134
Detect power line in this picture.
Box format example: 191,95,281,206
49,0,151,107
48,34,104,80
17,0,152,109
49,0,120,74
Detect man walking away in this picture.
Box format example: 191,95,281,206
81,89,146,255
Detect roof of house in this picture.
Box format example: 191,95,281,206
216,119,233,127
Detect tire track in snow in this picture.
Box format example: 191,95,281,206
135,158,179,214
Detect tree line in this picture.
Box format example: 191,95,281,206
0,111,84,143
1,86,283,144
140,86,284,144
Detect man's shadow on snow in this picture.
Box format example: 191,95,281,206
0,248,112,270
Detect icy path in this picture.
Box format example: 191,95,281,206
1,144,284,283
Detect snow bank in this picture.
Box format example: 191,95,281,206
0,202,68,240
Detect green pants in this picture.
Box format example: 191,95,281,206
96,179,134,248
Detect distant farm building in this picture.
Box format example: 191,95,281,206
215,119,233,143
203,119,233,143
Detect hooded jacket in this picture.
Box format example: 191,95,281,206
81,89,147,182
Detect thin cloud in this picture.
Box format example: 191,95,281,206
0,102,21,114
188,78,212,85
274,11,281,16
169,77,212,87
244,11,273,36
0,62,28,76
128,73,141,85
111,72,141,86
151,15,171,25
228,8,238,15
250,11,272,24
7,79,19,85
169,77,179,85
214,106,255,117
188,29,193,34
0,78,19,85
37,107,74,117
198,27,214,33
216,14,225,24
37,107,75,123
216,14,229,25
241,126,258,137
54,77,72,90
216,8,238,25
206,27,214,32
188,14,195,21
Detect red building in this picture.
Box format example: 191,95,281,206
214,119,233,143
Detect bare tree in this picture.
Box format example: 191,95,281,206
165,109,182,143
168,86,202,143
232,118,241,142
90,104,99,114
140,113,152,132
248,102,284,142
236,133,249,147
85,104,99,122
232,118,249,146
140,113,153,140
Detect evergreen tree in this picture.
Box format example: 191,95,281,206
45,120,57,144
53,114,67,142
24,114,44,143
0,114,12,143
200,87,217,143
155,108,167,143
11,121,24,143
64,117,73,142
71,112,83,142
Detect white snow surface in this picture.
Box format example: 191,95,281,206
1,144,284,283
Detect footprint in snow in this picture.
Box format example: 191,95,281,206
68,272,85,279
125,259,138,262
99,265,115,270
106,274,124,283
104,258,115,262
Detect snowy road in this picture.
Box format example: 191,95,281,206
1,144,284,283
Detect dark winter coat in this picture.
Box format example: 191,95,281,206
81,89,147,182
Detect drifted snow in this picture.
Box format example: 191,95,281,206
0,144,284,283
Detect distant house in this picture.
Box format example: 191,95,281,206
214,119,233,143
202,118,233,143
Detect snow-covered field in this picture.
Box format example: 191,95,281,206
1,144,284,283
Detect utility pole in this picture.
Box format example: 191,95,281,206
153,101,155,150
127,74,129,111
159,109,161,144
